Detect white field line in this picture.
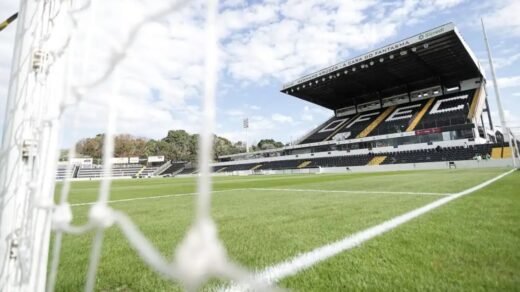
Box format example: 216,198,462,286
70,188,247,207
70,186,448,207
247,188,448,196
235,169,516,288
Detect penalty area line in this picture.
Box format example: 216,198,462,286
247,187,448,196
241,169,516,288
70,188,247,207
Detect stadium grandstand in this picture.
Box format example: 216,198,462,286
4,2,520,290
210,23,517,174
56,23,518,181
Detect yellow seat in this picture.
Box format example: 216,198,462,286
368,156,387,166
491,147,502,159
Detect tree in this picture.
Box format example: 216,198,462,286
256,139,284,150
161,130,196,161
75,134,103,158
113,134,148,157
74,129,283,163
213,135,242,159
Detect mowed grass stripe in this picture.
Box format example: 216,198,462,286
249,169,515,287
53,168,513,291
280,169,520,291
249,187,448,196
71,187,448,207
57,168,507,204
69,189,247,207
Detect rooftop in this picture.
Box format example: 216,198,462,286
281,23,484,110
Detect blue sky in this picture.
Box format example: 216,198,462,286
1,0,519,148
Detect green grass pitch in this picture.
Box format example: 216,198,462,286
52,168,520,291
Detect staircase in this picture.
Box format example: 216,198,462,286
72,165,80,178
368,156,387,166
357,106,396,138
135,166,146,177
406,97,435,131
491,146,512,159
502,147,512,158
297,161,312,168
250,164,263,171
153,161,172,176
491,147,503,159
216,167,228,173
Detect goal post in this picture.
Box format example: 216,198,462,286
0,0,68,291
0,0,279,291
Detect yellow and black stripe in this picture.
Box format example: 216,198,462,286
0,12,18,32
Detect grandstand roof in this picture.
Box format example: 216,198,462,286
281,23,484,110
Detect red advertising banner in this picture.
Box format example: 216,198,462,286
415,127,441,136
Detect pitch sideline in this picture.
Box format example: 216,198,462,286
228,169,516,289
248,187,448,196
69,189,247,207
70,187,448,207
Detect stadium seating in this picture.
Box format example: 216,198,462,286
371,102,425,136
178,167,198,175
160,162,187,175
412,90,475,130
76,164,144,178
139,166,159,177
299,116,345,144
212,143,502,173
60,143,506,179
55,165,79,180
298,90,476,145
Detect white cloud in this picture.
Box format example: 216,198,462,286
488,75,520,89
221,0,466,84
302,106,314,122
483,0,520,36
271,113,293,123
480,52,520,69
225,109,245,117
0,0,469,147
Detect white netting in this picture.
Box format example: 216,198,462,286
0,0,274,291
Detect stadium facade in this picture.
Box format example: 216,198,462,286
55,23,517,179
205,23,516,174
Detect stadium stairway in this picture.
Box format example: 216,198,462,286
135,166,146,177
491,146,513,159
357,106,396,138
159,162,187,176
153,161,173,176
216,167,228,173
368,156,387,166
297,161,312,169
250,164,263,171
491,147,503,159
502,147,513,158
406,97,435,131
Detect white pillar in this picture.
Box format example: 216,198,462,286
0,0,67,290
481,18,517,167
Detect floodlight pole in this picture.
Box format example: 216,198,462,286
246,127,249,153
481,18,517,167
243,117,249,153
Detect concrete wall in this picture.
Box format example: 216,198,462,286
318,158,513,174
208,159,514,177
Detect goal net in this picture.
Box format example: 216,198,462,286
0,0,271,291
